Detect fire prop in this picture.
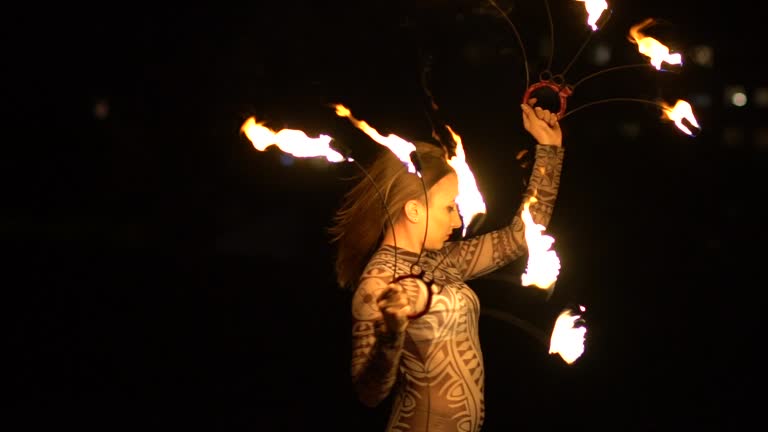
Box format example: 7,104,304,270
445,126,486,236
489,0,700,135
481,305,587,365
549,305,587,364
520,196,561,290
241,106,487,238
628,18,683,70
240,117,349,163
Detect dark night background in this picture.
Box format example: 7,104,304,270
6,1,764,430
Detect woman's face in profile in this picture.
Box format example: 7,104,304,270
423,173,462,250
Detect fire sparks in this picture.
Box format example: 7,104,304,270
628,18,682,70
240,117,348,163
661,99,700,136
577,0,608,31
520,196,560,289
445,126,486,236
333,104,418,173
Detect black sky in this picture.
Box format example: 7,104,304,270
6,1,764,430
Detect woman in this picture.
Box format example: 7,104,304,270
329,101,563,431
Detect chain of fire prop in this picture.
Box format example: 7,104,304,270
240,0,701,365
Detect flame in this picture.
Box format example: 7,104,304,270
549,305,587,364
628,18,682,70
240,117,347,163
445,126,486,236
333,104,417,173
660,99,700,135
520,196,560,289
576,0,608,31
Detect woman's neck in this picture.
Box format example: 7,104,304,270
381,226,422,254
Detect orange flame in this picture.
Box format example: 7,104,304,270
445,126,486,236
549,305,587,364
240,117,347,163
661,99,700,135
520,196,560,289
576,0,608,31
628,18,682,70
333,104,417,173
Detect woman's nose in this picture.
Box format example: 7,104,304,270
451,212,462,228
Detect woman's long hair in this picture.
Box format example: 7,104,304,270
329,141,454,290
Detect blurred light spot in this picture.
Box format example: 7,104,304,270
591,43,611,66
753,87,768,107
690,45,713,67
754,128,768,151
93,99,109,120
690,92,712,108
618,122,640,139
724,85,748,107
722,126,745,148
279,154,294,166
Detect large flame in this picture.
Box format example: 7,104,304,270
333,104,417,173
576,0,608,31
660,99,700,136
520,196,560,289
240,117,347,163
628,18,682,70
549,305,587,364
445,126,486,237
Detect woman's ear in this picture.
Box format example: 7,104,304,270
404,200,421,223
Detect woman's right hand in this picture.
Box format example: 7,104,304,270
376,283,411,336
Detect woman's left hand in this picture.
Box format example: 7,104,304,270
521,98,562,146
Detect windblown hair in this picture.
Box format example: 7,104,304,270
329,141,455,290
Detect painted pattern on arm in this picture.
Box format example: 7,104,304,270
350,262,406,407
448,144,565,280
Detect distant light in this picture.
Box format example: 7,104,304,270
722,126,745,148
731,93,748,107
754,128,768,151
690,92,712,108
93,99,109,120
591,43,611,66
618,122,640,139
753,87,768,107
690,45,713,67
724,85,748,107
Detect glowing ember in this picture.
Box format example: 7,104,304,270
520,196,560,289
661,99,700,136
240,117,348,163
445,126,486,236
549,305,587,364
577,0,608,31
333,104,417,173
628,18,682,70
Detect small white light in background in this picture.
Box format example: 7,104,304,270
591,43,611,66
724,85,748,107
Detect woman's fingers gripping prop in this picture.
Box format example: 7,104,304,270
521,98,563,147
377,283,411,335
